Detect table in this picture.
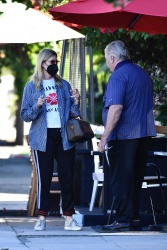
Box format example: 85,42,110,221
100,150,167,215
147,150,167,230
77,148,167,216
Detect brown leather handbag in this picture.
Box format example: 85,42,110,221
66,117,94,143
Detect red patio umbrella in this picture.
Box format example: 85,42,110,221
49,0,167,34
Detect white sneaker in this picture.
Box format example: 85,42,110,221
34,219,46,231
64,218,82,231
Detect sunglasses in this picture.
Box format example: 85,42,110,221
45,59,60,65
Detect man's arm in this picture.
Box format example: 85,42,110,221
98,104,123,152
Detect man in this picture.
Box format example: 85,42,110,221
98,40,156,230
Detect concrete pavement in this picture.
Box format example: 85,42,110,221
0,216,167,250
0,146,31,212
0,145,167,250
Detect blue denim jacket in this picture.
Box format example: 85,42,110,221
20,79,80,152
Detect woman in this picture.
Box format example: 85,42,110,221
20,48,82,231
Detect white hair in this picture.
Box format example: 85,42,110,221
105,40,129,60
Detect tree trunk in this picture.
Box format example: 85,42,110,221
15,98,23,145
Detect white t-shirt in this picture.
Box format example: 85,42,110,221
42,78,61,128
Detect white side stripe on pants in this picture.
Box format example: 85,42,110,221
32,150,41,209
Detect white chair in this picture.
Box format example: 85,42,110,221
89,135,104,212
50,170,62,215
49,158,64,216
142,163,167,225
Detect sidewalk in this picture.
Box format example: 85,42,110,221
0,145,31,212
0,145,167,250
0,216,167,250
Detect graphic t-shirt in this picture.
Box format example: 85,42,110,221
42,78,61,128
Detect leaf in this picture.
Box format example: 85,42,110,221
144,34,150,40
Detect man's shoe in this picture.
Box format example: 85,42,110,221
102,221,131,230
34,219,46,231
64,218,82,231
132,220,142,230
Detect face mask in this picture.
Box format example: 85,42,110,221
46,64,59,76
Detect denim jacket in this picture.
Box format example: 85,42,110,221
20,79,80,152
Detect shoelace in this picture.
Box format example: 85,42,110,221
36,220,45,226
113,221,119,225
67,218,79,227
72,219,79,226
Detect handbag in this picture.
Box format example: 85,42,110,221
66,117,94,143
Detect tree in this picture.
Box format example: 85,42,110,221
1,42,54,144
1,0,167,129
0,0,32,8
81,27,167,124
0,0,63,144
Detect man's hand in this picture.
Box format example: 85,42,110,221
98,139,107,153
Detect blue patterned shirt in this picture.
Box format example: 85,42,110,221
102,60,156,141
20,79,80,152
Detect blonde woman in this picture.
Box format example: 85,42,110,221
20,48,82,231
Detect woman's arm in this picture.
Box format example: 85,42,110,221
67,83,81,118
20,83,43,122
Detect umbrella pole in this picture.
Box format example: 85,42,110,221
129,14,142,29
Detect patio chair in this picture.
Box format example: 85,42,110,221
89,136,104,212
142,163,167,225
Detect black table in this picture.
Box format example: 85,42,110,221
76,148,167,216
93,150,167,215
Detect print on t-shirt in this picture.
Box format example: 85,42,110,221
43,79,61,128
46,92,58,105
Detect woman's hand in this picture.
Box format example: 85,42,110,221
37,95,46,108
71,89,80,104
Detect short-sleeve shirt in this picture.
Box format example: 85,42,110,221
102,60,156,141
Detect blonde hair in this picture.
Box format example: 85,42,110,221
105,40,129,60
29,48,62,89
